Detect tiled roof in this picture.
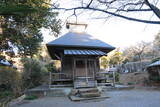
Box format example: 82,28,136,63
64,50,106,56
147,60,160,67
47,32,115,50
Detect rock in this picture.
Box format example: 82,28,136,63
78,88,99,93
70,89,78,96
80,92,101,98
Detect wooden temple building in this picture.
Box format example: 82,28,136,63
46,23,115,88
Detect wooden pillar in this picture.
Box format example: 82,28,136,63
60,53,63,80
112,71,115,87
93,58,98,79
85,59,88,83
96,57,100,72
94,59,97,87
73,58,75,81
49,72,52,89
73,58,77,89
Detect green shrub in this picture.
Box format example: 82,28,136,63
149,76,160,81
21,58,48,89
115,72,120,82
109,73,113,78
116,82,124,85
108,72,119,82
0,91,13,99
0,66,22,97
24,95,38,100
148,68,160,82
151,57,160,63
45,62,56,72
127,82,135,85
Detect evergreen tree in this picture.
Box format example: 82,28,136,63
0,0,61,58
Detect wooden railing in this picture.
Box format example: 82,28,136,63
49,72,72,88
74,77,97,88
75,76,94,82
48,71,115,88
50,73,72,81
96,71,115,87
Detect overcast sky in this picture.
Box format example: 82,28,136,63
42,0,160,49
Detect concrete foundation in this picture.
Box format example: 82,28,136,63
25,85,72,97
25,85,134,98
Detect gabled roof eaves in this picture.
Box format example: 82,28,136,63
47,32,115,50
147,60,160,68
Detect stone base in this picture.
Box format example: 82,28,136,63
69,94,109,101
25,85,72,97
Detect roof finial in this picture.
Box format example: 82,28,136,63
66,22,88,33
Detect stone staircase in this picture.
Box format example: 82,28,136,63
70,87,102,101
74,80,97,88
77,88,101,98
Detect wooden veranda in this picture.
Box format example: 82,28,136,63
49,70,116,88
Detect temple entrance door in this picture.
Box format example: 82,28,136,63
74,58,97,88
75,59,86,78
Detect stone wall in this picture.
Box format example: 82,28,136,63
117,61,150,73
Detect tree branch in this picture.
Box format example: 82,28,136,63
97,0,116,4
51,6,160,24
42,0,160,24
87,0,93,8
145,0,160,19
125,9,152,12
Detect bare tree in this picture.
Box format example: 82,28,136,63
123,41,150,62
152,32,160,57
49,0,160,24
132,42,148,62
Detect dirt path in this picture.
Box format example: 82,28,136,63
10,89,160,107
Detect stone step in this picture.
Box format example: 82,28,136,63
74,81,96,88
74,80,97,88
70,94,109,101
79,92,101,98
49,84,73,88
78,88,99,93
26,87,72,97
46,90,66,97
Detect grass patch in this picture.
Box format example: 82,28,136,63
0,91,13,99
127,82,135,85
149,76,160,81
24,95,38,100
116,82,124,85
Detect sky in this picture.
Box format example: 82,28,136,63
42,0,160,50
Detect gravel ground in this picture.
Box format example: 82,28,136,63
10,89,160,107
